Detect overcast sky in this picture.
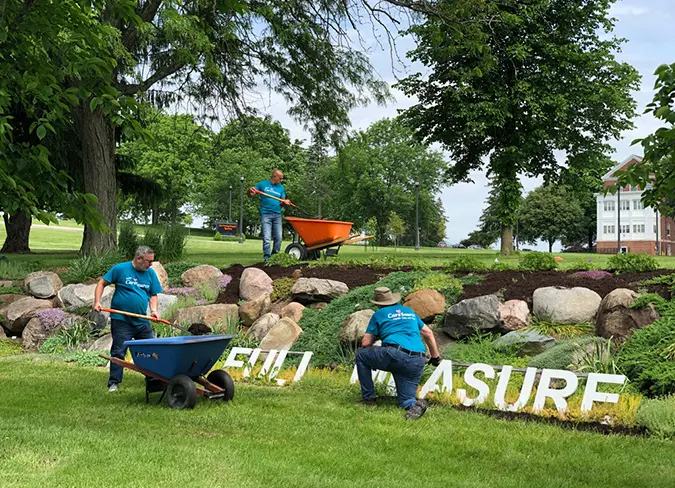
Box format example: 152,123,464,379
207,1,674,249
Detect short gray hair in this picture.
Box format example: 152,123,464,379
135,245,154,258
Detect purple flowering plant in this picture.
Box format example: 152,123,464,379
35,308,75,330
217,275,233,290
573,270,613,280
164,287,200,298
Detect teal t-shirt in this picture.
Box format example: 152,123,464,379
103,262,163,326
255,180,286,214
366,305,426,353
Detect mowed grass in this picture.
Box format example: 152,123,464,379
1,356,674,488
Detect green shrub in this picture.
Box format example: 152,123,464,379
0,260,33,280
0,339,23,357
443,332,530,368
0,286,22,295
213,232,223,241
271,277,295,302
141,228,164,258
641,273,675,294
39,318,92,353
61,251,124,283
630,293,666,310
458,274,485,286
444,255,488,273
163,261,201,287
574,337,622,374
527,318,594,339
607,253,658,273
527,337,597,370
490,262,513,271
161,225,188,262
413,273,463,303
637,395,675,438
117,221,139,259
518,252,558,271
63,350,109,367
565,259,598,271
266,253,303,267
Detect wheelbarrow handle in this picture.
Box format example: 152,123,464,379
251,188,296,207
100,307,172,325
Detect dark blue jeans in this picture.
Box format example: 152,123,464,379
356,346,426,410
109,319,154,386
261,213,282,261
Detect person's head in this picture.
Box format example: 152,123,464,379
132,245,155,271
369,287,401,308
271,169,284,185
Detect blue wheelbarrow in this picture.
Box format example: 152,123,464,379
101,334,236,409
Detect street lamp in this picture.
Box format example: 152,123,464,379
415,182,420,251
238,176,244,244
228,185,233,222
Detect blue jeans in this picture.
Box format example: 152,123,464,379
356,346,426,410
261,213,282,261
109,319,154,386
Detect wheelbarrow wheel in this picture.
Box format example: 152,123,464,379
285,243,307,260
207,369,235,401
166,375,197,409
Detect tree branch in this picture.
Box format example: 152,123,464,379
122,0,164,51
120,61,185,95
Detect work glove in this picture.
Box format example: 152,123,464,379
428,356,442,367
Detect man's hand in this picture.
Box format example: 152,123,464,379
428,356,442,367
150,310,159,320
281,199,292,206
93,302,102,312
247,187,257,197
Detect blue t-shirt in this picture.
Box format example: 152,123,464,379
255,180,286,214
365,305,426,353
103,262,163,326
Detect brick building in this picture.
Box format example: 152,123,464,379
596,155,675,256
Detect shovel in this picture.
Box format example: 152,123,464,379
250,188,316,218
100,307,196,335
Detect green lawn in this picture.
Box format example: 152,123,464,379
0,356,674,488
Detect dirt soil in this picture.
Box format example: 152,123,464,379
216,264,674,305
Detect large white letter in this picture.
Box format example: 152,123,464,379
293,351,313,382
420,360,453,399
493,366,538,412
532,369,579,413
223,347,253,368
269,349,289,385
581,373,626,412
243,348,262,377
258,350,278,377
459,363,495,407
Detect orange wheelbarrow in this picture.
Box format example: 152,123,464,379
284,216,372,260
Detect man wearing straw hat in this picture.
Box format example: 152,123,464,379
356,287,442,420
248,169,291,262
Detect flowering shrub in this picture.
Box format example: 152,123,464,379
217,275,233,291
164,287,200,298
35,308,75,330
572,270,612,280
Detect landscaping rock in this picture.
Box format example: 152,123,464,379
24,271,62,299
239,294,272,326
146,293,178,319
494,329,557,356
310,302,328,311
595,288,660,341
338,309,375,343
248,313,281,341
239,268,274,300
258,317,302,350
0,294,30,309
150,261,169,290
442,295,501,339
88,310,110,331
0,327,6,339
90,333,113,352
1,297,54,334
499,300,530,332
533,286,601,324
291,269,303,280
57,283,114,311
21,317,59,350
280,302,305,323
403,289,446,323
174,304,239,329
181,265,223,288
291,278,348,303
0,280,13,288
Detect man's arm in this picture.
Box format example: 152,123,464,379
149,295,159,319
247,186,257,197
92,278,109,312
420,325,440,359
361,333,376,348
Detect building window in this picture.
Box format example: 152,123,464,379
654,224,658,234
630,185,639,191
621,200,630,211
621,224,630,234
604,201,615,212
633,200,644,210
633,224,645,233
603,225,615,235
668,224,671,237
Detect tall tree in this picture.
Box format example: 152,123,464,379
398,0,640,254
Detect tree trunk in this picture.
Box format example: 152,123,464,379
549,240,554,253
500,226,513,255
79,103,117,254
152,201,159,225
588,229,594,250
1,212,32,253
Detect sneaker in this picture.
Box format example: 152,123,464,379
356,398,377,407
405,399,428,420
108,384,119,393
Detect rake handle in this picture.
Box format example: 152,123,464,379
100,307,171,325
251,188,296,207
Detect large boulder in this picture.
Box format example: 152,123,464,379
258,317,302,351
89,333,113,352
248,313,281,341
150,261,170,290
0,280,13,288
280,302,305,323
181,265,223,289
494,329,557,356
0,294,30,309
239,294,272,327
146,293,178,319
442,295,501,339
533,287,601,324
1,297,54,334
57,284,114,311
596,288,660,341
338,309,375,343
239,268,274,300
291,278,348,303
0,327,6,339
21,317,59,350
403,289,446,323
499,300,530,332
173,304,239,328
24,271,63,299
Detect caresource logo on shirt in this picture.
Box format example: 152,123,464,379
386,309,416,320
263,185,282,197
125,276,150,290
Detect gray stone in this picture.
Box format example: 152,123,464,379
442,295,501,339
181,265,223,288
248,313,280,341
89,333,113,352
88,310,110,331
533,286,601,324
499,300,531,332
146,293,178,319
403,289,446,323
0,326,6,339
0,294,30,309
338,309,375,343
309,302,328,311
1,297,54,334
595,288,660,342
291,278,348,303
173,304,239,329
21,317,58,350
258,317,302,350
24,271,63,299
57,283,114,311
0,280,14,288
494,329,557,356
239,294,272,326
150,261,169,290
239,268,273,300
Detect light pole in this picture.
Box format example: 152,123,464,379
228,185,233,222
238,175,244,244
415,182,420,251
